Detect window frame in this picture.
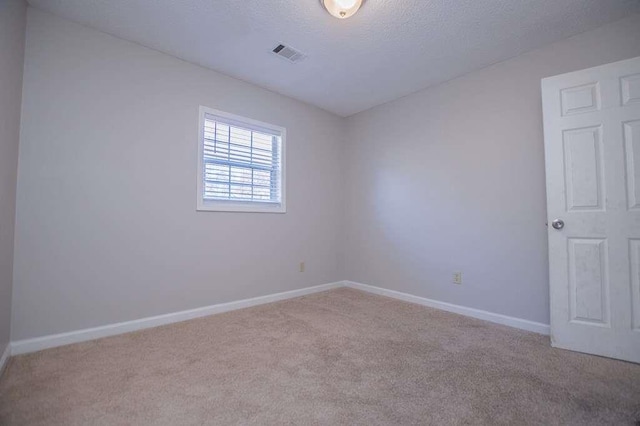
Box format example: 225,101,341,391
197,106,286,213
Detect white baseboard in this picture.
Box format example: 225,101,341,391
10,281,344,355
8,279,549,357
0,343,10,376
344,281,550,335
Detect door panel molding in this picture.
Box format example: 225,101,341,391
542,55,640,363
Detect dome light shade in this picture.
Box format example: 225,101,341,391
322,0,363,19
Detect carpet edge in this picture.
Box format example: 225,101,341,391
345,281,550,335
10,281,346,355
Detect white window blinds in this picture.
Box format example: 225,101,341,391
198,108,285,213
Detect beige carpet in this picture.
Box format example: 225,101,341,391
1,288,639,425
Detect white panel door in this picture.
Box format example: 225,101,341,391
542,56,640,363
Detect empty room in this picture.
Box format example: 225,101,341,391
1,0,640,424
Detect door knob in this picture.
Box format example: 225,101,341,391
551,219,565,230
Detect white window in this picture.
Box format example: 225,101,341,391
197,106,286,213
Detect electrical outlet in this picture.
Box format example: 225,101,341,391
299,261,305,273
453,271,462,285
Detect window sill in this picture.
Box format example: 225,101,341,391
196,200,286,213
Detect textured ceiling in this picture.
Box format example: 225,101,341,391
27,0,640,116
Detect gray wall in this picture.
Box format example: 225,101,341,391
343,13,640,324
11,7,640,340
12,8,345,340
0,0,26,351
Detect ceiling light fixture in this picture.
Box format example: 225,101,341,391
321,0,363,19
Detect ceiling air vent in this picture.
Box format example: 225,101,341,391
272,44,306,63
